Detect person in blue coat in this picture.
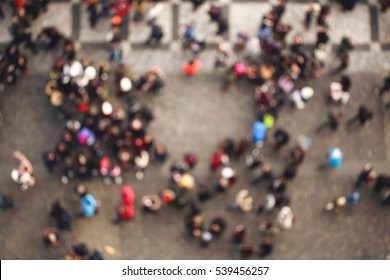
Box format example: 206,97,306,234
81,193,97,218
252,121,267,143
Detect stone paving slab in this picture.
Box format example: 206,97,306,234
282,2,317,45
0,5,12,44
229,2,270,39
130,2,173,45
31,3,72,39
328,4,371,45
378,10,390,43
79,4,112,43
179,2,222,44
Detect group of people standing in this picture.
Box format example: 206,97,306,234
2,0,390,260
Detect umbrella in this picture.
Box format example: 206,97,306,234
328,147,344,169
81,194,97,218
252,121,267,143
77,127,96,146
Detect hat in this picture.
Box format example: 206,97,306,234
179,173,195,189
120,77,132,92
50,91,64,107
84,66,97,80
221,167,234,179
112,15,122,26
76,74,89,88
101,101,113,116
235,189,253,212
301,87,314,99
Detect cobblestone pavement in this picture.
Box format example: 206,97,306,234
0,0,389,260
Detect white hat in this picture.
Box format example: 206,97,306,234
101,101,113,116
84,66,97,80
120,77,132,92
301,87,314,99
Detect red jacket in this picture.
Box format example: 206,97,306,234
121,185,135,206
115,1,131,17
118,205,134,220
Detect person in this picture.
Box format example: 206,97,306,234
182,59,203,76
214,43,230,69
153,143,168,162
335,37,354,72
232,224,246,243
268,177,288,193
258,238,273,257
374,74,390,96
315,111,343,133
338,0,358,11
199,230,213,247
88,2,99,29
42,151,57,172
239,243,256,259
0,2,4,20
49,200,72,230
0,193,19,212
304,2,320,30
355,163,377,189
378,0,390,12
42,227,60,247
209,217,226,236
330,76,351,105
145,22,164,45
251,163,273,186
216,17,228,36
11,150,36,191
37,26,63,49
141,194,162,213
80,192,98,218
320,147,344,170
115,0,131,19
316,27,330,49
346,105,373,128
272,128,289,150
208,2,222,22
191,0,205,11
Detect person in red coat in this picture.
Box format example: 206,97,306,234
115,0,131,18
121,185,135,206
117,204,134,221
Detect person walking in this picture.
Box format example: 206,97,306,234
355,163,377,189
374,74,390,96
315,111,343,133
347,105,373,128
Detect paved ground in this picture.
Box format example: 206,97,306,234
0,0,390,260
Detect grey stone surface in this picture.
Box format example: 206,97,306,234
378,9,390,43
179,2,221,44
130,2,173,45
79,4,112,43
282,2,317,44
229,3,270,39
0,0,390,260
0,5,12,44
32,3,72,39
328,4,371,45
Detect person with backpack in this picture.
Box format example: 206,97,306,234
145,22,164,45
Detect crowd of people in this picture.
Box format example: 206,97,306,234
1,0,390,260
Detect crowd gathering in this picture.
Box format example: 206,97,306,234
1,0,390,260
